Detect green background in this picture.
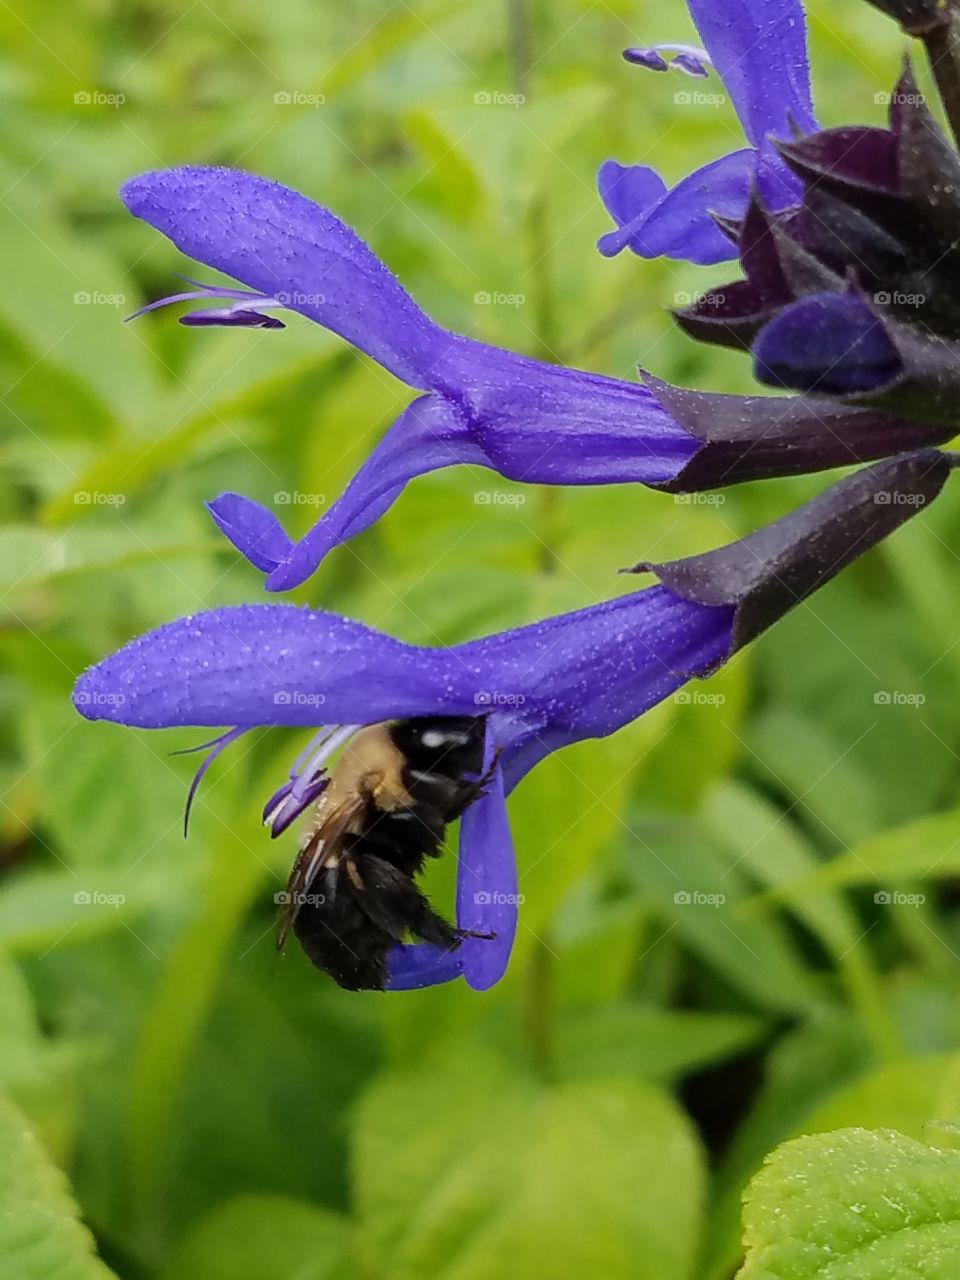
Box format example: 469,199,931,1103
3,1,960,1277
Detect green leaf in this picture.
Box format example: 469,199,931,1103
702,1011,872,1280
804,1053,960,1141
775,807,960,892
618,816,819,1014
738,1127,960,1279
0,1090,116,1279
555,1005,767,1083
160,1194,353,1280
354,1048,704,1280
0,949,81,1154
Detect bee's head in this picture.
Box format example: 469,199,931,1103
389,716,486,776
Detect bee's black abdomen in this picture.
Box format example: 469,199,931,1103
293,853,461,991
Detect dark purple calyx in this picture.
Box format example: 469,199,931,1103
634,449,956,652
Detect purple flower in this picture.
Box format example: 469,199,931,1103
121,166,940,590
597,0,818,265
72,450,951,990
676,67,960,432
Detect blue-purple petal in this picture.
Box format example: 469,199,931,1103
597,161,668,238
385,944,464,990
598,149,757,266
455,756,517,991
686,0,816,145
121,166,447,387
225,357,697,589
207,493,295,574
124,166,701,582
73,589,734,786
753,292,903,394
262,394,478,591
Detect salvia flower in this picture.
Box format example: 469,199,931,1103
72,450,952,991
597,0,818,266
122,166,944,589
676,66,960,434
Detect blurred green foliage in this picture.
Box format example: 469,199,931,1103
3,0,960,1277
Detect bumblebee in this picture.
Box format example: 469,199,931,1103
277,716,495,990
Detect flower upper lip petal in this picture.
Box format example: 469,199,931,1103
121,166,448,388
598,0,817,265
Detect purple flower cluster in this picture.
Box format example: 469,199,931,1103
75,0,960,989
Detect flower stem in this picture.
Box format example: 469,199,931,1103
924,17,960,148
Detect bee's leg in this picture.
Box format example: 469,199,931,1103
442,746,505,823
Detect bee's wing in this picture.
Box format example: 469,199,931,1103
276,792,369,952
